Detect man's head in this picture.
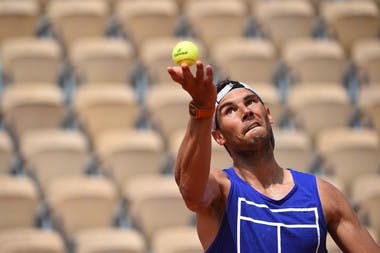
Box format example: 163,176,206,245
211,79,275,154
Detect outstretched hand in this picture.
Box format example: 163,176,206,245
167,60,217,108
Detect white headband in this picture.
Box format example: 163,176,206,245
213,82,262,129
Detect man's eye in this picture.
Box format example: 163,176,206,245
226,108,234,115
247,99,256,106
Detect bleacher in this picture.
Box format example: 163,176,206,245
0,0,379,252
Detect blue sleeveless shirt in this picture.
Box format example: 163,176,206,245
205,168,328,253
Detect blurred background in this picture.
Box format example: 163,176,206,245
0,0,379,252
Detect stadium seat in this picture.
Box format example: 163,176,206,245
1,38,62,84
94,129,165,192
283,38,347,84
152,226,203,253
210,138,233,170
47,0,109,50
0,0,38,45
288,84,352,139
69,37,135,84
352,39,380,85
185,0,247,49
46,176,117,239
253,0,315,50
352,174,380,242
123,174,193,242
319,174,345,196
317,127,380,196
273,128,314,173
211,38,278,84
251,83,284,126
358,85,380,139
169,129,233,171
1,84,65,138
0,131,13,174
0,175,38,230
20,129,89,194
0,228,65,253
74,227,146,253
321,0,379,54
73,84,139,141
115,0,179,48
146,85,191,142
140,37,206,83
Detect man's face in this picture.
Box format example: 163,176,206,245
212,88,274,152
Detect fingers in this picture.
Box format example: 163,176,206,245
168,61,212,89
167,66,183,84
181,63,194,86
205,64,214,84
195,60,204,83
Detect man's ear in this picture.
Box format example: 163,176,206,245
266,106,274,125
212,129,226,145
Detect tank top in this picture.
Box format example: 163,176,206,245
205,168,328,253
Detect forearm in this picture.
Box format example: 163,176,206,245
175,116,213,210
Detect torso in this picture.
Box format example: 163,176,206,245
197,168,328,253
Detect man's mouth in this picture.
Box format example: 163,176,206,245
243,122,259,135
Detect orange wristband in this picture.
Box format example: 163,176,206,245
189,101,215,119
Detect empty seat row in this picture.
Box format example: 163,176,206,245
0,0,378,54
1,82,380,151
1,171,379,252
0,173,201,252
2,36,379,89
0,226,202,253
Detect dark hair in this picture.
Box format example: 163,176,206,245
216,79,243,93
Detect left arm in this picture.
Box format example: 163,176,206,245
317,178,380,252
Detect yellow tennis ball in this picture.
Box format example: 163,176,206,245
172,41,198,66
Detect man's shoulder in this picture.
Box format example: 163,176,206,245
210,168,231,197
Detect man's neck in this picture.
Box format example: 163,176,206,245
231,148,285,189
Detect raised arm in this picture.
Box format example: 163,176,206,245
317,178,380,252
167,61,221,212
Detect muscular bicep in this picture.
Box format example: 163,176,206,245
317,178,380,252
195,169,230,216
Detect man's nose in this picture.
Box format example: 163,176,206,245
242,107,254,121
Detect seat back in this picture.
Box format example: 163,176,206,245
0,0,38,45
254,0,315,49
273,128,314,173
283,38,346,84
0,175,38,230
75,228,146,253
124,175,193,241
185,0,247,49
152,226,203,253
47,0,108,49
47,176,117,238
289,84,352,139
321,1,379,53
1,38,61,83
70,38,135,84
74,84,139,140
146,85,191,142
0,228,65,253
212,38,277,84
20,129,89,193
1,84,65,138
116,0,178,47
0,132,13,174
353,39,380,84
317,127,380,195
95,129,165,191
